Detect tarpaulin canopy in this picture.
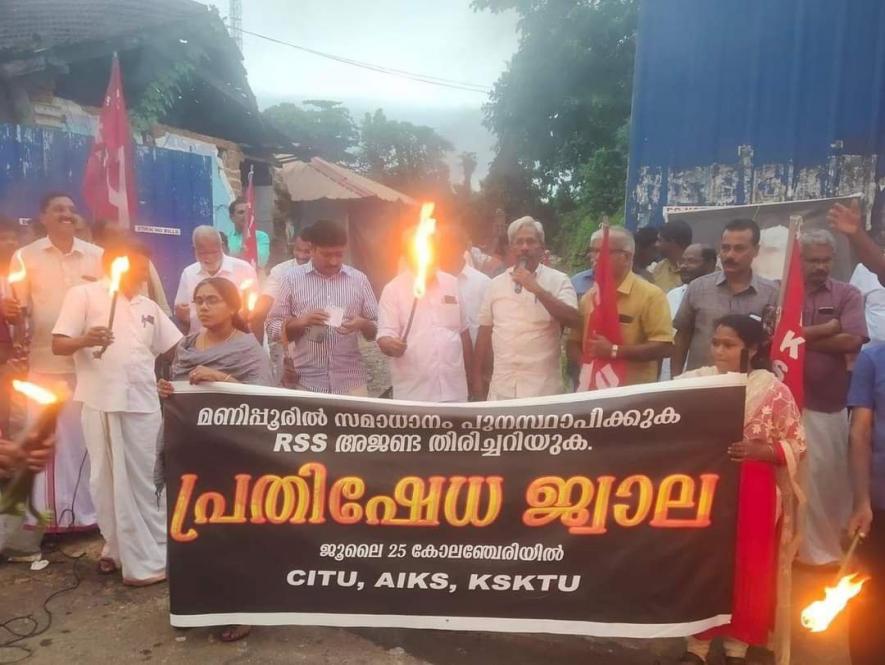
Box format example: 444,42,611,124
279,157,415,204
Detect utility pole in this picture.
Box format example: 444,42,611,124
230,0,243,51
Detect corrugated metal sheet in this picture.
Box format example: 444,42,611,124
626,0,885,229
280,157,415,205
0,123,213,299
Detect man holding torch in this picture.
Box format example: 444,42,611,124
1,193,103,538
377,222,473,402
51,241,182,584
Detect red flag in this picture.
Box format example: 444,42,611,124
578,226,626,390
242,167,259,269
769,236,805,409
82,54,138,228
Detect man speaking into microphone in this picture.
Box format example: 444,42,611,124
472,216,579,401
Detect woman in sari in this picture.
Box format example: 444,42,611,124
158,277,271,643
678,314,805,665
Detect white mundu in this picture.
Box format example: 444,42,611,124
53,279,182,583
13,235,104,533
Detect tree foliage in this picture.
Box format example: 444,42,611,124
472,0,638,252
356,109,454,199
263,100,359,164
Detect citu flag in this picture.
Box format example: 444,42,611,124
82,53,138,228
578,225,626,391
769,234,805,409
242,166,259,269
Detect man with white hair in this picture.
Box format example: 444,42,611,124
472,216,579,400
567,227,673,386
174,226,257,333
799,229,868,566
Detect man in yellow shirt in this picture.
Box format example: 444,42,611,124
567,226,674,386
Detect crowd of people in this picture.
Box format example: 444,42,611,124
0,191,883,664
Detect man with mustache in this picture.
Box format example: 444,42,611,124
672,218,778,373
1,193,103,539
472,216,579,400
798,229,867,566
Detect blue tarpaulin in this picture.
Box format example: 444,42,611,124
627,0,885,229
0,123,212,300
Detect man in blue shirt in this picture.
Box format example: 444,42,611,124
846,346,885,664
570,240,594,300
227,197,270,268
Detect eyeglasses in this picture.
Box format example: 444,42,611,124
193,296,224,307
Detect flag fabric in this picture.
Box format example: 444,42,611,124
769,235,805,409
578,226,626,391
82,54,138,227
242,167,259,269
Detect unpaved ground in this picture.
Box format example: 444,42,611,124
0,533,850,665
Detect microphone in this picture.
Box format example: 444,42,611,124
514,256,528,294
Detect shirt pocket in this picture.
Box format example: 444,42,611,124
437,301,462,331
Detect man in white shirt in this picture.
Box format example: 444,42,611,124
250,230,313,384
472,216,580,401
52,241,181,585
661,244,717,380
1,192,102,535
377,229,473,402
851,259,885,346
437,224,491,347
174,226,257,333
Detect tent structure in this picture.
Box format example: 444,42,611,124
279,157,418,291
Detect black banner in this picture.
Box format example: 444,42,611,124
164,374,745,637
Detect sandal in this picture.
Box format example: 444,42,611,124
219,625,252,642
97,558,117,575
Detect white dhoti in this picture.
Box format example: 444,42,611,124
81,407,166,583
799,409,852,565
28,372,97,533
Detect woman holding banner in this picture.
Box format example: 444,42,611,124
158,276,271,642
678,314,805,665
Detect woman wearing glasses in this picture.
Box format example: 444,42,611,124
157,276,271,642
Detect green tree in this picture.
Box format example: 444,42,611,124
263,100,359,164
474,0,636,198
472,0,637,255
357,109,454,198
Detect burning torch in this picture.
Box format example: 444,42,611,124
93,256,130,359
801,530,869,632
5,250,28,352
0,380,66,522
402,202,437,343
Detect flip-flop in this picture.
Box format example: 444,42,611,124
219,625,252,642
97,558,117,575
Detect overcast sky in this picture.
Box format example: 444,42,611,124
202,0,519,179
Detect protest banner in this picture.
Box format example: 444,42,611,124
164,373,745,638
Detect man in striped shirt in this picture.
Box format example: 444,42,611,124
266,220,378,395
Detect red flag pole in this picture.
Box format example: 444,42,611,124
769,216,805,409
578,223,626,391
82,52,137,228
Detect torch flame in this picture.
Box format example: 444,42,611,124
108,256,130,295
240,278,255,292
12,380,59,405
247,291,258,312
7,251,26,285
801,573,868,632
412,202,437,298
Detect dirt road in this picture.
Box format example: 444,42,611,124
0,534,851,665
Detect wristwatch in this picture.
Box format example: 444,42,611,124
611,344,619,359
